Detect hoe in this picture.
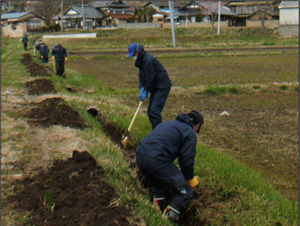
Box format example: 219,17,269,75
121,101,143,149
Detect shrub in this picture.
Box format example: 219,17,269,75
280,85,288,91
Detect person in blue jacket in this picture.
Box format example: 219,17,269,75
136,110,204,222
51,44,68,77
40,42,49,63
127,43,172,130
22,34,29,50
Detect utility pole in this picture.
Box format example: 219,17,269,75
61,1,63,32
218,1,221,35
169,1,176,49
82,1,85,30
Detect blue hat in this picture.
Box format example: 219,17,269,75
128,43,139,57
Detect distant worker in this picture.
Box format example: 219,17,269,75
35,40,43,58
136,110,204,222
51,44,68,77
22,34,29,50
127,43,172,130
40,42,49,63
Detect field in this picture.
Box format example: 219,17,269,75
1,27,298,226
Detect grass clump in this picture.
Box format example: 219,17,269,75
279,85,288,91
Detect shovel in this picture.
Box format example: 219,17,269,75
121,101,143,149
52,58,56,73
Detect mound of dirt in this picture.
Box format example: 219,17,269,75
26,97,86,129
26,79,57,95
7,150,137,226
21,54,51,77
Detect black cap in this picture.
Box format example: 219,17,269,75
187,110,204,133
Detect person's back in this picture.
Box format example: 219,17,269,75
52,44,67,62
137,114,196,164
136,47,172,92
22,35,28,43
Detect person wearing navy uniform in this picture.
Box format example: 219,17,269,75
127,43,172,130
136,110,204,222
51,44,68,77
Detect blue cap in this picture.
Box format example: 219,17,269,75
128,43,139,57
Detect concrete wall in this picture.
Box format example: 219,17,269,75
43,33,97,38
163,21,228,29
118,22,159,29
246,20,279,28
278,25,299,37
118,20,280,29
280,8,299,25
2,21,27,38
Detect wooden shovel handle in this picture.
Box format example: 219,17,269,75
127,101,143,132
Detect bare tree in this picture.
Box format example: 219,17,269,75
29,1,62,25
201,2,219,31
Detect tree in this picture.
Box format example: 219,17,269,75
201,2,220,30
28,1,62,25
134,6,157,22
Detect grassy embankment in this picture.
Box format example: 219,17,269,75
1,28,298,225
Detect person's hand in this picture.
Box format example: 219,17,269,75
139,87,148,102
188,176,200,188
139,87,145,101
52,56,54,60
65,57,68,61
40,56,43,59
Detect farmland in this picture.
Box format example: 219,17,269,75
1,27,298,225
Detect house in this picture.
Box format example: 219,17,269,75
278,1,299,36
1,12,46,37
90,1,135,25
152,11,168,23
248,9,279,21
142,1,237,24
278,1,299,25
227,1,279,26
52,5,106,29
176,1,238,23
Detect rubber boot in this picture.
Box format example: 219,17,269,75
164,206,180,222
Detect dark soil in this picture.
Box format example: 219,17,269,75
26,97,86,129
7,150,138,226
21,53,51,77
26,79,57,95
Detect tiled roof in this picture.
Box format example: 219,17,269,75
1,12,29,20
279,1,299,9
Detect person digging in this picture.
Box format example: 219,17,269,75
127,43,172,130
136,110,204,223
51,44,68,78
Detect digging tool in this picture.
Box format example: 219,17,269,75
121,101,143,149
52,57,56,73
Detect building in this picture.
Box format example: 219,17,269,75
227,1,279,26
90,1,135,26
1,12,46,37
278,1,299,25
52,5,106,29
278,1,299,36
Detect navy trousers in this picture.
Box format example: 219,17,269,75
136,151,193,213
55,60,65,76
147,87,171,129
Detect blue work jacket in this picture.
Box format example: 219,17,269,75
135,47,172,93
136,114,197,180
